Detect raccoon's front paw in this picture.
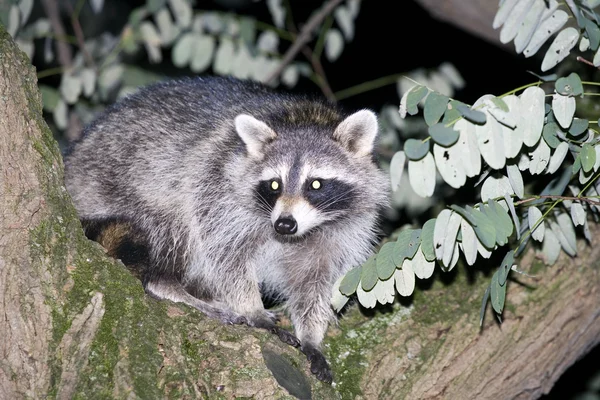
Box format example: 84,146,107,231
248,314,301,348
302,345,333,384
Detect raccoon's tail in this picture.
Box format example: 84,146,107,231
81,219,248,325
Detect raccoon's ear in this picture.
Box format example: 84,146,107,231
333,110,379,158
234,114,277,158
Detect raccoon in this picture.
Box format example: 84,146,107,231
63,76,389,383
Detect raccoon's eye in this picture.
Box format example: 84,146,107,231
270,180,280,191
310,179,322,190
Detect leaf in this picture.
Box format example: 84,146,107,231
267,0,286,28
53,98,67,130
392,229,421,267
325,29,344,61
529,139,551,175
500,0,535,44
411,246,435,279
394,260,415,297
460,219,478,266
334,5,354,41
372,276,396,305
568,118,589,137
584,17,600,50
339,266,361,296
524,10,568,57
356,281,376,308
490,269,507,314
528,206,545,242
542,123,561,148
402,85,428,117
420,218,437,262
493,0,518,29
541,226,560,264
442,212,462,268
474,95,505,170
454,119,481,178
390,151,406,192
281,65,299,88
498,251,515,286
59,73,82,105
39,85,60,110
376,242,397,281
484,200,513,246
506,164,524,198
424,92,449,126
360,255,378,291
570,203,586,226
191,34,216,73
408,153,436,198
80,68,96,97
470,207,497,249
19,0,33,24
541,27,579,71
404,139,430,161
433,143,466,189
155,8,176,45
214,38,235,75
556,213,578,255
555,72,584,97
504,193,521,240
552,93,576,129
429,123,460,147
546,142,569,175
456,104,486,124
168,0,192,28
171,33,193,67
331,275,350,312
485,97,516,128
581,143,596,173
514,0,546,53
481,174,514,205
519,86,546,146
433,209,453,261
501,95,524,158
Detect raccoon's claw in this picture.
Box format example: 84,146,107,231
302,345,333,384
274,327,301,348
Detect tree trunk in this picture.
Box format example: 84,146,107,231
0,25,598,400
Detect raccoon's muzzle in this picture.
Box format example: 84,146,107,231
274,216,297,235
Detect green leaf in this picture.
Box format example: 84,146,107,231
498,251,514,286
490,97,509,112
469,207,496,249
442,100,467,124
428,123,460,147
568,118,589,137
39,85,60,110
480,284,491,327
420,218,436,262
483,201,512,246
555,72,584,97
490,269,507,314
573,154,582,174
376,242,397,281
360,255,378,291
457,104,486,125
325,29,344,61
449,205,478,226
581,143,596,173
552,93,576,129
404,138,430,161
541,27,579,72
407,85,428,111
542,123,561,148
390,151,406,192
331,276,350,312
584,17,600,50
392,229,422,267
424,92,449,126
339,266,361,296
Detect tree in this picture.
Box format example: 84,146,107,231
1,20,599,399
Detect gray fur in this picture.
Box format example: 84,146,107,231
63,76,389,383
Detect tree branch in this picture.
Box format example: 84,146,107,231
40,0,73,69
265,0,344,84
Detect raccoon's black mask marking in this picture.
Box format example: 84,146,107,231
304,178,355,212
255,179,282,211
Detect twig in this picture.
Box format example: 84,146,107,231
265,0,344,84
514,195,600,207
301,47,336,101
40,0,73,69
65,0,96,68
576,56,600,69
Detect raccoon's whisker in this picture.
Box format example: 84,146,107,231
315,188,356,211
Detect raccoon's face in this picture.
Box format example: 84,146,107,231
235,109,382,238
254,163,358,236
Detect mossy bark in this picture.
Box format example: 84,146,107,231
0,25,598,400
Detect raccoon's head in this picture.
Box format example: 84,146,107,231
234,109,386,238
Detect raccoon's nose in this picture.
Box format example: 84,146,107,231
274,217,298,235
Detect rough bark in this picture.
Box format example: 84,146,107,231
0,25,599,400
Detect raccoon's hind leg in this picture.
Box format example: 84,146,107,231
144,278,248,325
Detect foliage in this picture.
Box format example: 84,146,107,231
335,0,600,326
